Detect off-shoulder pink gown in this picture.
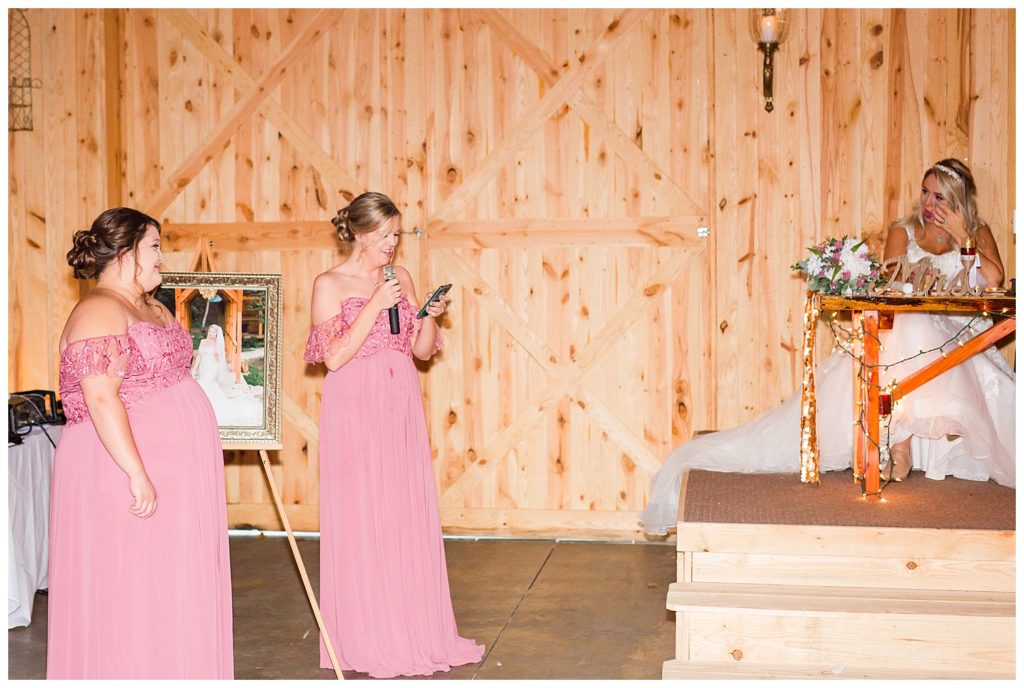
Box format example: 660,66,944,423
47,321,234,679
305,296,484,678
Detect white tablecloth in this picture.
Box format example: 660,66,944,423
8,424,61,629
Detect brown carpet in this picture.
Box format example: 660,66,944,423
680,469,1015,531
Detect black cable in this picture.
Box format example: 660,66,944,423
8,394,57,449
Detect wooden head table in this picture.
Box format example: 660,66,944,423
799,292,1015,499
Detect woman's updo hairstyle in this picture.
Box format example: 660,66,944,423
66,207,161,280
331,192,401,244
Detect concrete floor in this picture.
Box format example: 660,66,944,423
8,536,675,680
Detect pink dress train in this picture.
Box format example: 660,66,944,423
305,296,484,678
47,321,234,679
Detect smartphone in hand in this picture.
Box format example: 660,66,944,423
416,284,452,319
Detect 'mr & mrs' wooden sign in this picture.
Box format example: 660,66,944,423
879,256,980,296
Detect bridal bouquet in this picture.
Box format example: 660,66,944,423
791,236,885,296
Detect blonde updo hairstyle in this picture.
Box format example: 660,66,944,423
331,192,401,246
66,207,161,280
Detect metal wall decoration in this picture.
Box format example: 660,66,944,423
9,8,41,131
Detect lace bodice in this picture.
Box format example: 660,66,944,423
59,321,194,425
904,226,974,280
304,296,443,365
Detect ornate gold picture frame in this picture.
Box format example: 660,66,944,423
155,272,283,450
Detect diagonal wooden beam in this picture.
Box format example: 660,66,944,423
283,393,321,443
437,249,563,377
440,247,696,505
473,8,705,218
147,9,342,217
570,249,696,372
574,388,662,475
890,317,1016,402
439,381,573,507
431,8,649,223
161,9,362,214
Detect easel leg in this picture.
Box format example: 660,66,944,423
258,449,344,680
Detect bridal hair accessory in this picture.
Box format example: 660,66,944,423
933,163,963,186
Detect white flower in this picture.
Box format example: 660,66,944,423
843,237,869,256
806,253,825,276
840,244,870,278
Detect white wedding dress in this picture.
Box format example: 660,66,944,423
193,331,263,427
640,228,1016,535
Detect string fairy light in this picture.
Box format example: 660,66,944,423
801,292,1015,493
798,292,821,484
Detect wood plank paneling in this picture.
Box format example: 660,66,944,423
9,8,1015,537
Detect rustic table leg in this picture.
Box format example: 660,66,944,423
863,310,881,499
852,312,864,480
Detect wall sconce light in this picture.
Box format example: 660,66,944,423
749,9,791,112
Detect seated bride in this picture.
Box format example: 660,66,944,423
190,324,264,427
640,158,1014,536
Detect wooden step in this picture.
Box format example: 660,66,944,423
666,582,1015,619
662,659,1014,680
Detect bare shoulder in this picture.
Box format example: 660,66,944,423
312,262,354,291
975,223,1003,261
311,265,352,323
976,223,998,242
393,265,415,283
393,265,419,299
883,223,909,259
61,292,131,348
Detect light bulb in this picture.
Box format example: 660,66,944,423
759,13,780,42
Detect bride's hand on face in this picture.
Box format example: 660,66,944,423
933,203,968,243
369,275,402,313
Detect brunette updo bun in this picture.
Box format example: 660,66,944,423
66,207,161,279
331,192,400,244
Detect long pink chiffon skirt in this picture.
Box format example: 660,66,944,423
319,350,484,677
47,377,234,679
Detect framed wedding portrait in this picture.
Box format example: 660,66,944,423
155,272,283,449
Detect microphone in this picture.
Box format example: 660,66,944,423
383,265,400,334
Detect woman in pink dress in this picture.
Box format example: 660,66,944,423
47,208,234,678
304,192,484,678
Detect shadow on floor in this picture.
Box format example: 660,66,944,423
8,536,675,680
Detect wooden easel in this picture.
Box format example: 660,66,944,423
189,239,344,679
252,446,343,680
188,237,218,273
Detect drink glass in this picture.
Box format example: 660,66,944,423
959,235,976,273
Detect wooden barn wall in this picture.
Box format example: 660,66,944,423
8,8,1015,536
